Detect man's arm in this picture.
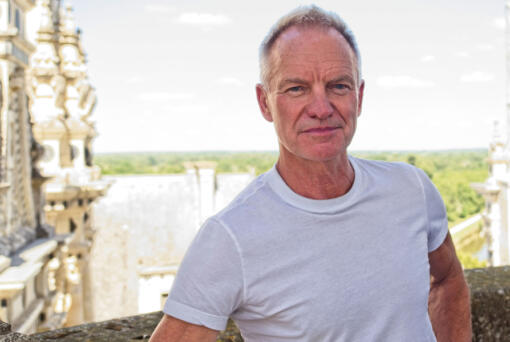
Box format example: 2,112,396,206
149,314,219,342
428,232,472,342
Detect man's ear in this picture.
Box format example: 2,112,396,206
256,84,273,122
357,80,365,117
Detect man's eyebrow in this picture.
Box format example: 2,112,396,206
278,78,307,88
329,75,355,85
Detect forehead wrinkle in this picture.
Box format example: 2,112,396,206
267,27,358,88
277,58,356,84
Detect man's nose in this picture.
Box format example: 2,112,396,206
306,90,334,119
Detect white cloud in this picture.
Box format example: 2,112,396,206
144,4,175,13
138,92,195,102
217,77,244,87
420,55,435,63
460,71,494,83
376,75,435,88
455,51,470,58
492,17,505,30
177,12,231,26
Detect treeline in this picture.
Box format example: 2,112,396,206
95,149,488,226
95,151,279,176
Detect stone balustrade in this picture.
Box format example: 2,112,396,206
0,266,507,341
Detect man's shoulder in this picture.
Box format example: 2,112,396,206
351,156,431,191
213,169,274,221
352,155,418,176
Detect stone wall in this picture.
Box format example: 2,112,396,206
466,266,510,341
0,266,507,341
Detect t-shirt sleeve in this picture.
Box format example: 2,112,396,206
163,217,244,331
414,167,449,252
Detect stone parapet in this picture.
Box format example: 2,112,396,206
0,266,507,341
466,266,510,341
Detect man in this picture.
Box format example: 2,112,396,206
150,5,471,342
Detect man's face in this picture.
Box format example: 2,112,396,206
256,26,364,163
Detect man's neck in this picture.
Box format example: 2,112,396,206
276,151,355,200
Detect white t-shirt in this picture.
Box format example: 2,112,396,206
164,157,448,342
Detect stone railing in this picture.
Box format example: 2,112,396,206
0,266,508,341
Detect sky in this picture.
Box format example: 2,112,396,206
70,0,506,153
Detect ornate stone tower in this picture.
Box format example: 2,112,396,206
25,0,109,326
0,0,46,333
472,123,509,266
472,0,510,266
0,0,107,333
0,0,37,245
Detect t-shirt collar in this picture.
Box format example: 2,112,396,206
265,155,362,214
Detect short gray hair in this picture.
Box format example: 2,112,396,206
259,5,362,88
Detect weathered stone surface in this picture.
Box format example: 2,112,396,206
32,312,163,342
0,333,35,342
0,266,503,341
465,266,510,341
0,322,11,335
30,312,242,342
0,322,35,342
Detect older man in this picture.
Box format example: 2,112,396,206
150,5,471,342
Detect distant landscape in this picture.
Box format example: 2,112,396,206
95,149,488,268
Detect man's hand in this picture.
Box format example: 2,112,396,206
428,233,472,342
149,314,219,342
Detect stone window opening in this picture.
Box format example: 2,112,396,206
15,9,20,30
14,7,24,37
69,219,76,233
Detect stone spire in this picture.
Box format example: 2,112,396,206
60,2,77,35
38,0,54,32
59,2,83,78
31,0,59,77
489,121,507,181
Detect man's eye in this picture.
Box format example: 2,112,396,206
287,86,304,92
333,84,347,90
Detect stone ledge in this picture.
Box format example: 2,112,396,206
32,312,162,341
31,312,241,342
0,266,506,341
465,266,510,341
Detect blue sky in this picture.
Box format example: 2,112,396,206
71,0,505,152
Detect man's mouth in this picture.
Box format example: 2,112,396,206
302,126,340,134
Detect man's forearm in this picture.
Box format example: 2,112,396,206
428,271,472,342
